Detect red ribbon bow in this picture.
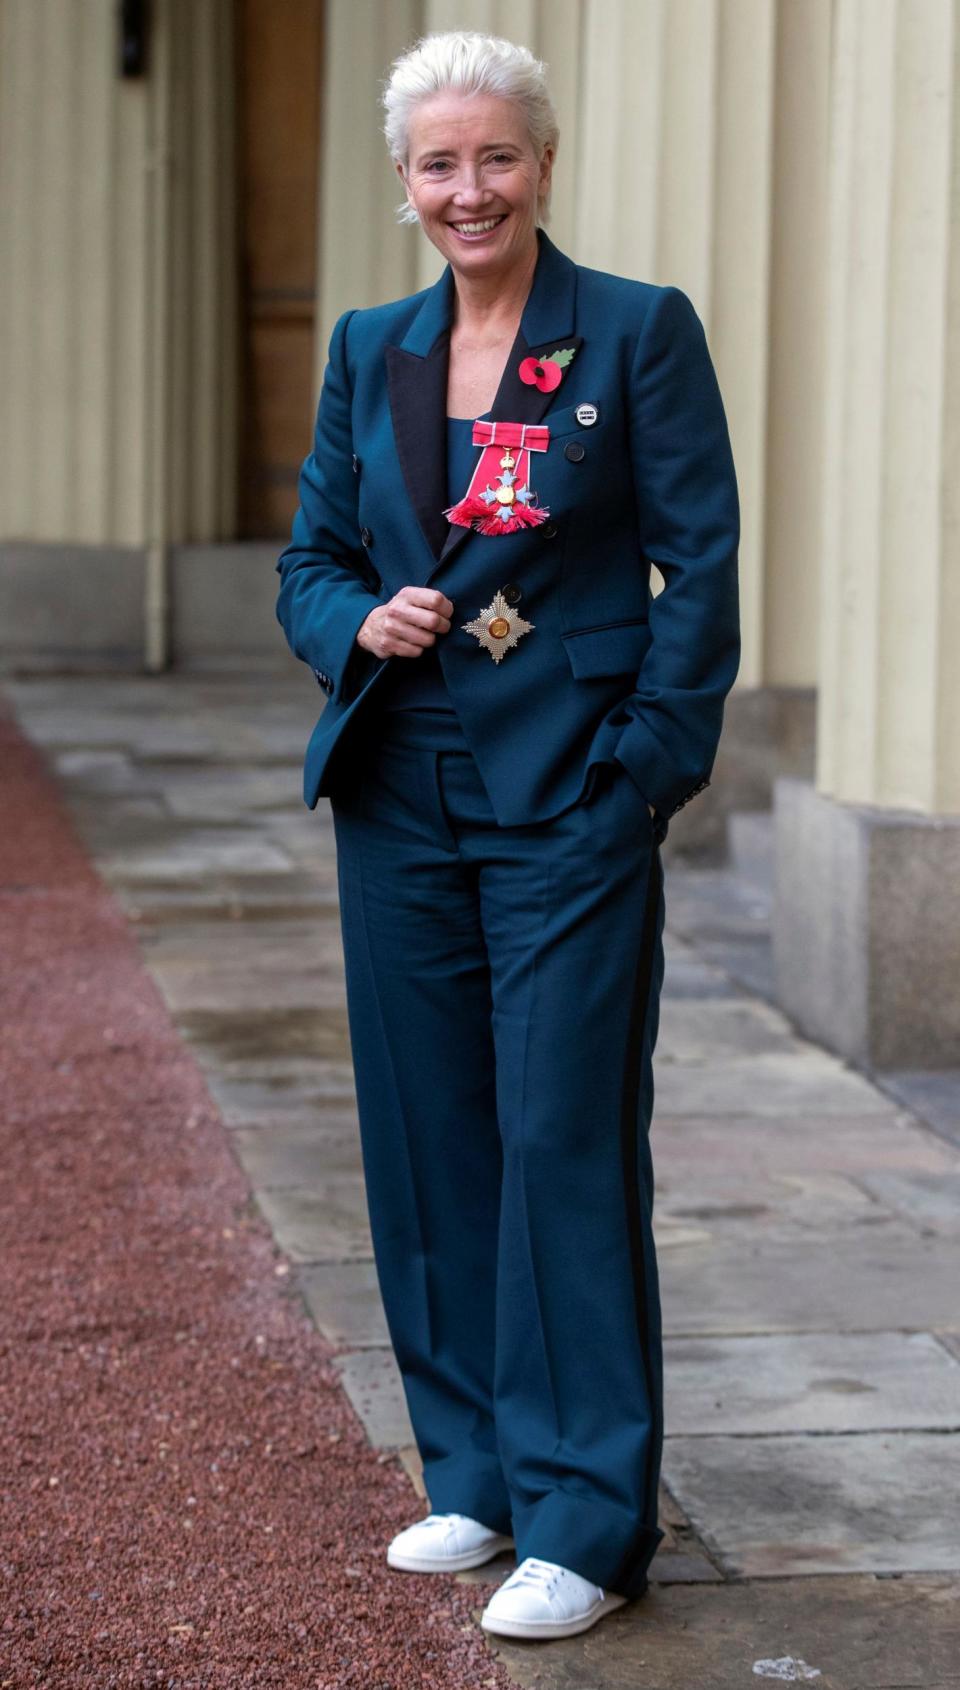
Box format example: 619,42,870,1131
471,420,550,453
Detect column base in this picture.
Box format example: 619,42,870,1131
772,777,960,1068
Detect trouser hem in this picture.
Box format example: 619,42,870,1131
511,1488,665,1599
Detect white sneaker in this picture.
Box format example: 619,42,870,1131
386,1512,515,1573
480,1555,628,1639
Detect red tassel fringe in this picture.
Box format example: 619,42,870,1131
443,494,551,535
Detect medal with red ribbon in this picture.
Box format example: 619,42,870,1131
443,419,551,536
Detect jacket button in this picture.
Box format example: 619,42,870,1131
352,453,360,474
360,526,372,547
540,521,558,539
502,582,522,604
564,440,586,462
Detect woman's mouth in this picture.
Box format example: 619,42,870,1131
447,213,509,241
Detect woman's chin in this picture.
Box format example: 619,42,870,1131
438,217,534,272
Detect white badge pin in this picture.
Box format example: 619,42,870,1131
575,403,599,427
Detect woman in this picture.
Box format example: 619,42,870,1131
276,30,740,1643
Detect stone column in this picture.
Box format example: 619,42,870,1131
314,0,422,390
773,0,960,1067
0,0,236,550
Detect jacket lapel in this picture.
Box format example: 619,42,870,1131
385,331,451,563
383,256,456,561
385,228,581,584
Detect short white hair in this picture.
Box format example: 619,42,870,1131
381,30,560,227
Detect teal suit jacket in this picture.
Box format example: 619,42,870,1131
276,227,740,824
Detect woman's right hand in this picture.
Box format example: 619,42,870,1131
356,587,454,659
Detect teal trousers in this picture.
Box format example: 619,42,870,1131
330,715,667,1599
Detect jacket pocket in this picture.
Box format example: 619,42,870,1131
561,617,652,678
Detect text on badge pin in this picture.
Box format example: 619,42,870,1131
575,403,599,427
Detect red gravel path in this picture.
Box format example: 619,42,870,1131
0,700,516,1690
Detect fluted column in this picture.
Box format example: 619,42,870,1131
0,0,236,549
773,0,960,1068
817,0,960,816
574,0,781,701
314,0,421,390
0,0,148,543
764,0,831,688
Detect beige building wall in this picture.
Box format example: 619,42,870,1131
818,0,960,815
0,0,236,552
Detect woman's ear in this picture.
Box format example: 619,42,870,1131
395,158,415,213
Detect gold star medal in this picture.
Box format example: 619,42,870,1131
462,589,535,663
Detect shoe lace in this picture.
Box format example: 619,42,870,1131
506,1557,562,1593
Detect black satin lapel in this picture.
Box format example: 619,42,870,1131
386,333,450,563
435,329,585,569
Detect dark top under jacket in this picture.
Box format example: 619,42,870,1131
374,413,488,731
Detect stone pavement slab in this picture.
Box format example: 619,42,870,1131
653,1052,896,1116
138,917,347,1012
658,941,744,1000
178,1004,353,1064
663,864,778,1001
201,1071,358,1127
659,1227,960,1333
656,995,807,1062
664,1331,960,1433
255,1178,373,1262
852,1168,960,1232
232,1117,365,1182
197,1052,359,1100
297,1261,390,1348
332,1348,413,1449
651,1109,958,1176
477,1573,960,1690
663,1431,960,1575
655,1166,883,1241
97,827,298,883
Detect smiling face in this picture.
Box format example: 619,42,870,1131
396,90,554,280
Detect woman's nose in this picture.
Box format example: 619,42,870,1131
450,167,488,204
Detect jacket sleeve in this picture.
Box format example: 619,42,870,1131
612,285,741,818
275,307,385,706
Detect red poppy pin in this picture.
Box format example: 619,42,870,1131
518,346,578,392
